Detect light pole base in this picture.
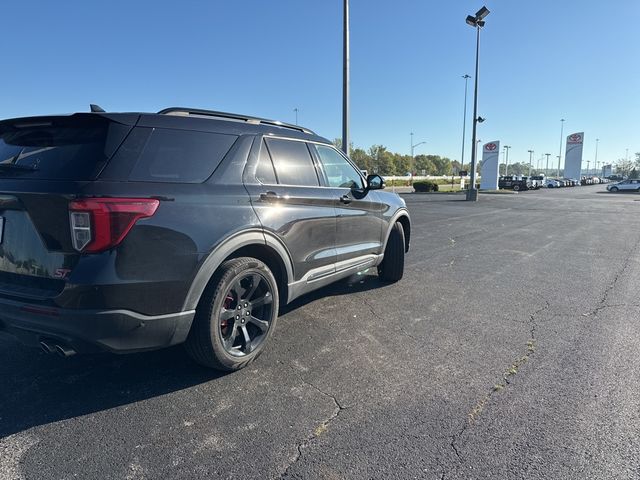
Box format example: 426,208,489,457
466,189,479,201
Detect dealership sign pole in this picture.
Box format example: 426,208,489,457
480,141,500,190
563,132,584,180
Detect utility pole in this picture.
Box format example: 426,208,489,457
528,150,534,176
465,6,490,201
595,138,599,174
341,0,350,156
504,145,511,175
586,160,590,175
545,153,551,176
557,118,565,178
460,74,471,171
293,108,298,125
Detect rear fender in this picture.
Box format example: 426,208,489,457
182,230,293,311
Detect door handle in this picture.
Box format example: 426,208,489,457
339,194,352,204
260,191,284,202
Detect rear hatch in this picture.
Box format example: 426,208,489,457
0,113,137,299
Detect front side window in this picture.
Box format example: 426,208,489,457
265,138,319,186
315,145,364,189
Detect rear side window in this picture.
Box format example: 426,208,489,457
255,140,277,184
0,116,130,180
123,128,237,183
265,138,319,186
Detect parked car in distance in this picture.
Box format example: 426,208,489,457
526,176,543,189
607,179,640,192
545,178,561,188
531,174,545,188
0,106,411,371
499,175,531,191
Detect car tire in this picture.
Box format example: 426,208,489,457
185,257,279,371
610,187,618,192
513,185,520,191
378,222,405,283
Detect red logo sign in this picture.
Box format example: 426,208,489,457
568,134,582,143
485,143,497,151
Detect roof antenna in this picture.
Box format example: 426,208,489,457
90,104,105,113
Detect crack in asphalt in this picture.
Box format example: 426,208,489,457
279,363,345,479
360,296,420,342
449,298,550,465
586,234,640,318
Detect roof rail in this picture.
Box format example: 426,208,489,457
157,107,316,135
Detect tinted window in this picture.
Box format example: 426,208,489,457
265,138,319,186
125,128,237,183
0,116,130,180
255,140,277,184
315,145,364,189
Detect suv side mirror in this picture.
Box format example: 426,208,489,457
366,174,385,190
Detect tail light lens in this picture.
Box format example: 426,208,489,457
69,198,160,252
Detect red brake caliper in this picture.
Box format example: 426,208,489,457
221,294,234,334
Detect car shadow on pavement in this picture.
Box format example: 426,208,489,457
0,271,389,438
0,339,223,438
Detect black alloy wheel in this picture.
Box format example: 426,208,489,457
218,272,274,357
186,257,279,371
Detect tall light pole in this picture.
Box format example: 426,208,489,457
341,0,350,156
410,132,426,180
460,74,471,171
465,6,490,201
586,160,590,175
528,150,534,176
557,118,565,178
504,145,511,175
293,108,299,125
545,153,551,176
594,138,599,174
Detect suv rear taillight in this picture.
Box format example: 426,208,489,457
69,198,160,252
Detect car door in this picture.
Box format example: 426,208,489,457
243,136,337,283
310,143,384,266
619,180,633,190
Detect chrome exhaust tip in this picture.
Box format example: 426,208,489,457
54,344,76,358
39,340,56,354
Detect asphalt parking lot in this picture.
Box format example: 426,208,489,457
2,185,640,480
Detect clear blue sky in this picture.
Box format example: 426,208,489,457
2,0,638,168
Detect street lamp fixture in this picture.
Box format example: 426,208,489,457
410,132,426,179
465,5,490,201
477,116,485,123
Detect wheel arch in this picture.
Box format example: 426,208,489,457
383,209,411,253
182,230,293,311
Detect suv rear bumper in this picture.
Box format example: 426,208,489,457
0,296,195,354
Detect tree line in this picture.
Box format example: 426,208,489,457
334,140,460,176
335,140,638,178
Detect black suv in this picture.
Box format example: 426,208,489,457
0,107,410,370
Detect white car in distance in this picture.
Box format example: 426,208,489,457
607,179,640,192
